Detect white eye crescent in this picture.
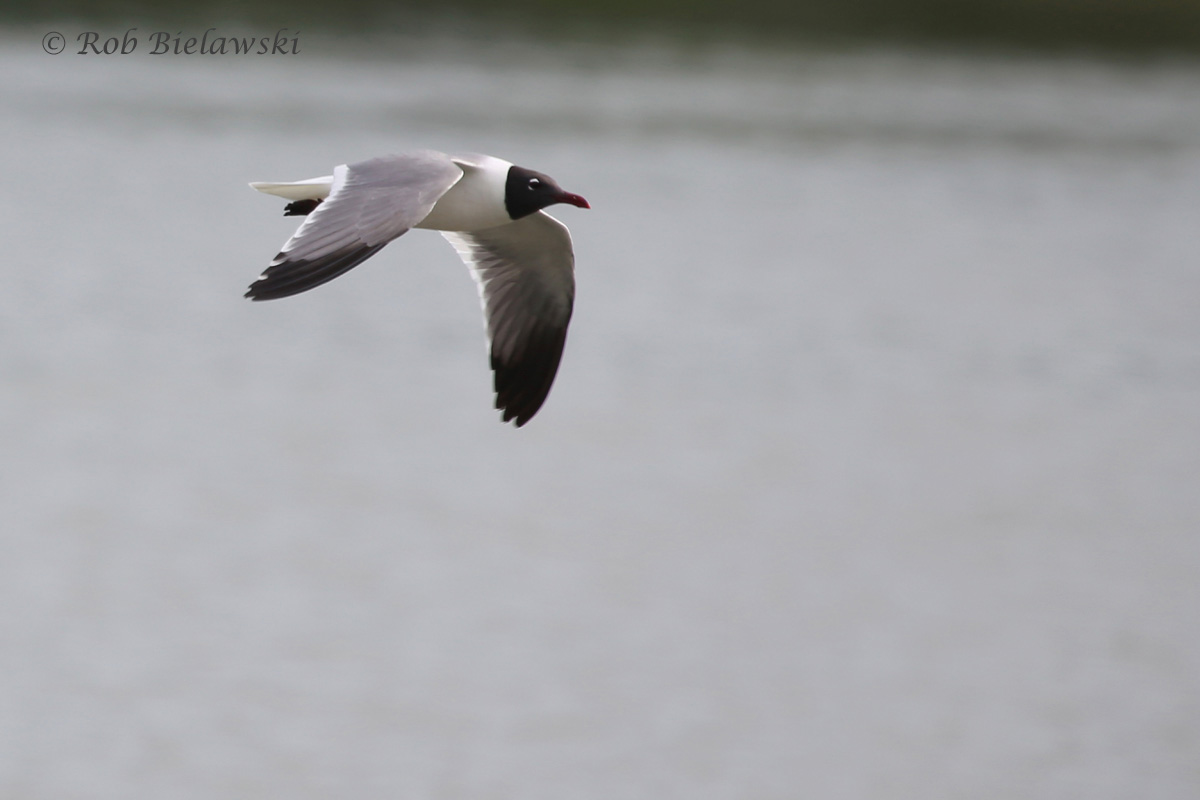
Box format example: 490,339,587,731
528,178,541,189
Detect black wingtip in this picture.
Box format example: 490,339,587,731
490,326,568,427
242,244,388,302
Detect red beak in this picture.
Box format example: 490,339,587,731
556,191,590,209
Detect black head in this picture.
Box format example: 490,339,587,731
504,165,590,220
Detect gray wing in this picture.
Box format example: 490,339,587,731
246,151,463,300
442,211,576,426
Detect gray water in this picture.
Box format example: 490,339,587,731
1,28,1199,799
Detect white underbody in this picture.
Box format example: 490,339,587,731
249,154,512,233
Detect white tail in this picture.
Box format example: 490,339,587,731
248,176,335,201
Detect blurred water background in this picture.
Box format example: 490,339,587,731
1,3,1199,798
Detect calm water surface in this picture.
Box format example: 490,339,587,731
1,29,1198,799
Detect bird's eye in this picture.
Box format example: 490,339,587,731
528,178,541,189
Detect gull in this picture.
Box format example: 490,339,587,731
246,150,589,427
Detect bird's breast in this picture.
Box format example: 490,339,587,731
415,168,510,232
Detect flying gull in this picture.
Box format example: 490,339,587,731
246,150,590,427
